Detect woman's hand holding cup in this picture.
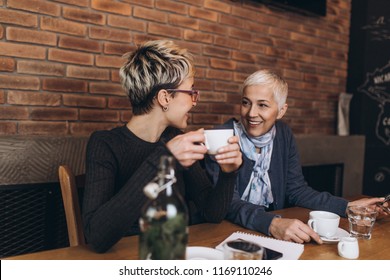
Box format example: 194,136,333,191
203,129,242,173
213,135,242,173
166,129,208,167
167,128,242,172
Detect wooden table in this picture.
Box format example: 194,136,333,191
4,207,390,260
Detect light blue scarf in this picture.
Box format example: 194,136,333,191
233,121,276,207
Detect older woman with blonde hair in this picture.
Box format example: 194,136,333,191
82,40,242,253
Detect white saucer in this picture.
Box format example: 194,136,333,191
320,228,350,243
186,246,223,260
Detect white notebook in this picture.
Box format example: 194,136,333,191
215,231,304,260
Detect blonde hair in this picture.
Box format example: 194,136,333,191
241,69,288,110
119,40,194,115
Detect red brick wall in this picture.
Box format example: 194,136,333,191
0,0,351,136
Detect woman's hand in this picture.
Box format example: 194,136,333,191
347,197,389,217
213,135,242,173
269,217,323,244
166,129,208,167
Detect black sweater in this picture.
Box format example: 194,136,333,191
82,125,236,253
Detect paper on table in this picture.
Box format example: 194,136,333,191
215,231,304,260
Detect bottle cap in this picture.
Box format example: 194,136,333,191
143,182,160,199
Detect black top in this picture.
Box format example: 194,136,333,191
82,125,236,253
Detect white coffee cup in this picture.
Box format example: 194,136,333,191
204,129,233,155
307,211,340,238
338,236,359,259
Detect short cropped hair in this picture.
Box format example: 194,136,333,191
241,69,288,110
119,40,194,115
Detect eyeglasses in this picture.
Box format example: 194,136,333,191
166,89,200,102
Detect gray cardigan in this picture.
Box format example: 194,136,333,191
205,118,348,235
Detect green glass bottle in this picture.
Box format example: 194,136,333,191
139,155,189,260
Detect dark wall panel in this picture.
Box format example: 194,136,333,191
347,0,390,196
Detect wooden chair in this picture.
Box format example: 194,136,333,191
58,165,85,247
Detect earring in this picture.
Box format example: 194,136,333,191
162,106,169,112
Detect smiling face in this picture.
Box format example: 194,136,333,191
240,85,287,137
166,77,197,129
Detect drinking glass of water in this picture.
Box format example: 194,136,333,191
347,206,377,240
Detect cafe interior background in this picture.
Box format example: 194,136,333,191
0,0,389,258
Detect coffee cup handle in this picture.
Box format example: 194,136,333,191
337,241,348,258
337,241,344,254
307,219,317,231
